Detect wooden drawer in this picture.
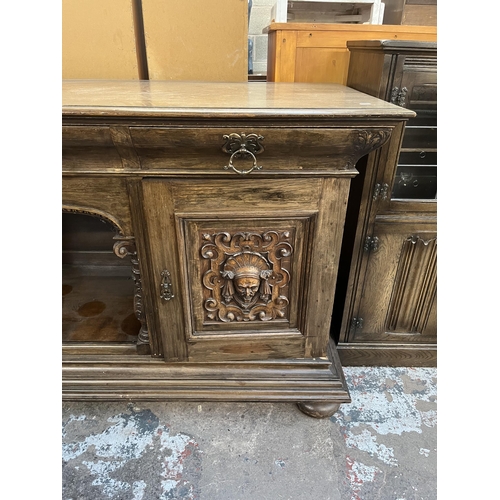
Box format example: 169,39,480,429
62,126,124,171
129,126,393,174
401,126,436,150
398,150,437,166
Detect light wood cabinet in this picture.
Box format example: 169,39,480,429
62,80,414,416
332,40,437,366
265,23,437,84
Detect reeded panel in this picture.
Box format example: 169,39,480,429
352,221,437,343
386,235,437,334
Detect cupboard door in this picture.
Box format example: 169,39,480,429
350,219,437,344
141,177,351,361
386,54,437,207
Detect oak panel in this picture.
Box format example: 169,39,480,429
62,176,133,235
62,81,415,120
352,219,437,343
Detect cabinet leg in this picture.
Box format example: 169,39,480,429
297,401,341,419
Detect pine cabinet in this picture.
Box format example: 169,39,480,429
62,80,414,416
333,40,437,366
264,23,437,84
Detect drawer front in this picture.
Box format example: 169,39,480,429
398,150,437,166
401,126,436,150
62,126,125,171
128,126,393,174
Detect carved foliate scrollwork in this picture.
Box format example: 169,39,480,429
345,129,392,168
222,133,264,156
113,237,150,348
200,230,293,322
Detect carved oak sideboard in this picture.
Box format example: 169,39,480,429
62,80,414,418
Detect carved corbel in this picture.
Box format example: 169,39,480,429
345,129,392,168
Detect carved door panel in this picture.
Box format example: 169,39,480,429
349,219,437,344
141,176,351,362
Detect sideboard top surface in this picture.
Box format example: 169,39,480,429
62,80,415,120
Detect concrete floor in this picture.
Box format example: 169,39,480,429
62,366,437,500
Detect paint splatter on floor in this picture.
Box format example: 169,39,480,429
62,368,436,499
62,407,202,499
332,367,437,500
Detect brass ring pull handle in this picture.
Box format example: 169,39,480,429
224,148,262,175
160,270,174,301
222,133,264,175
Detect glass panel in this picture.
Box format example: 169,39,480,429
406,109,436,128
62,213,140,343
402,126,437,150
391,165,437,200
398,151,437,166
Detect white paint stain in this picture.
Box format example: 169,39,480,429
132,480,146,500
345,429,397,466
335,367,436,483
346,457,380,500
62,412,200,499
62,414,86,438
339,367,437,436
348,459,378,482
62,414,154,462
421,409,438,428
419,448,430,457
160,431,198,499
81,460,129,497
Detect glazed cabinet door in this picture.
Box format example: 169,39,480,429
140,176,350,362
348,218,437,344
387,54,437,209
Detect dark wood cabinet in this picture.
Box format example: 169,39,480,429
332,40,437,366
62,80,414,416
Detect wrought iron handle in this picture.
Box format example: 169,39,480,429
373,183,390,201
222,132,264,175
160,270,174,301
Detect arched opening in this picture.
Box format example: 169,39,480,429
62,212,141,343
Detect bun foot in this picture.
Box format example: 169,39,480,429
297,401,341,418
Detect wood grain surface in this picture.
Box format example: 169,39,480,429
62,80,415,119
